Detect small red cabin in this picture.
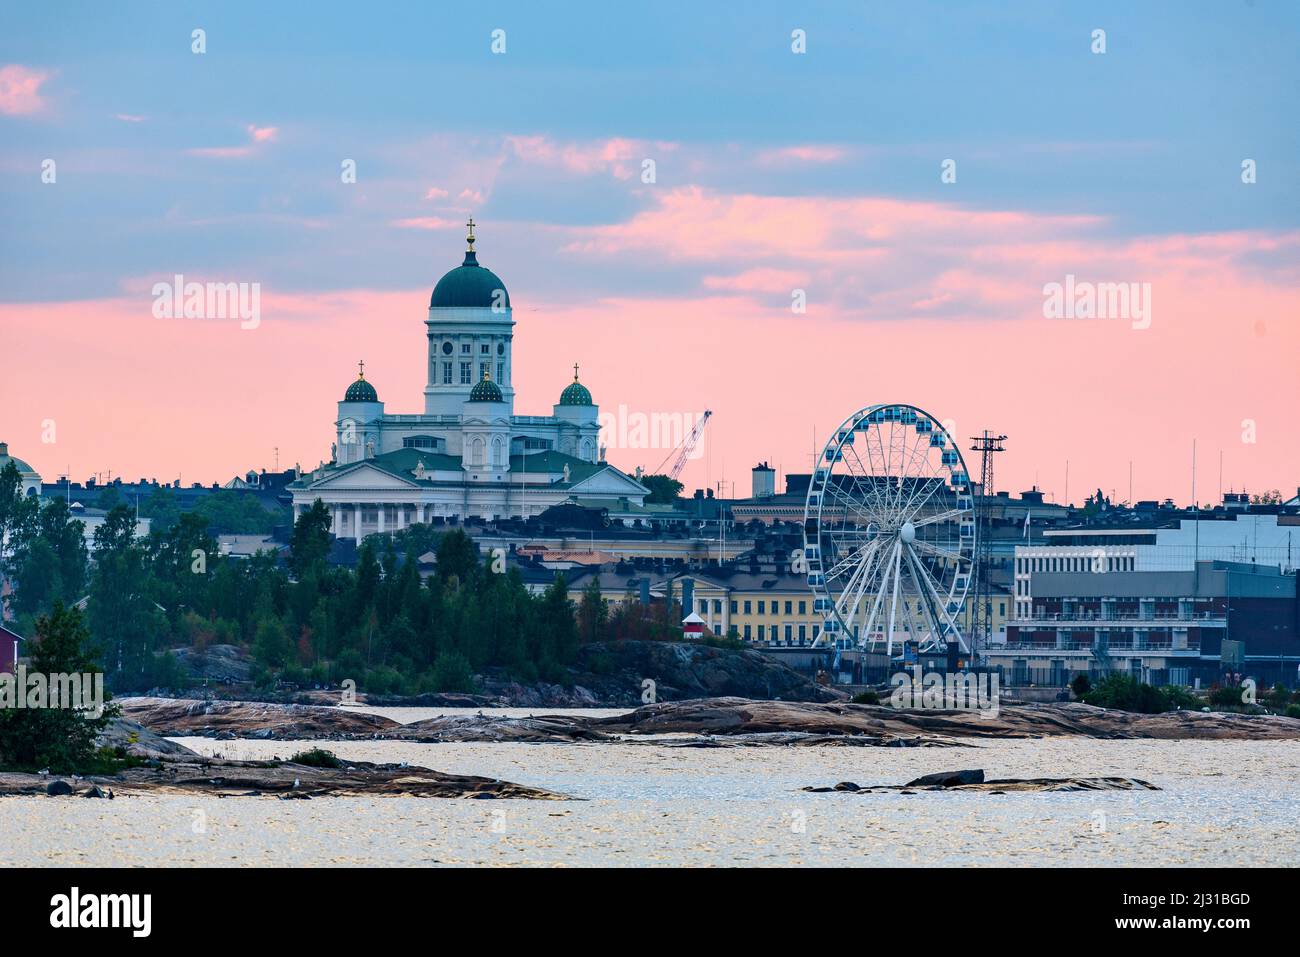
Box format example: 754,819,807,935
0,623,22,673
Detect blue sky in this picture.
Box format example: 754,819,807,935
2,0,1296,303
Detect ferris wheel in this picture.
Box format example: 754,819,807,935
803,404,975,656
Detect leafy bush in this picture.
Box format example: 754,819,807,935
1070,674,1092,699
702,634,746,652
1158,685,1200,710
1208,685,1246,708
1285,704,1300,720
1080,673,1182,714
851,690,880,705
1266,683,1292,708
289,747,341,768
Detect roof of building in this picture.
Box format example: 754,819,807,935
0,442,38,477
293,446,640,491
344,364,379,403
558,365,593,406
468,369,504,403
429,228,510,309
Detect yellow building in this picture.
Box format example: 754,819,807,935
659,569,1011,650
655,570,824,646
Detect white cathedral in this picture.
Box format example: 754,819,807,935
290,221,650,540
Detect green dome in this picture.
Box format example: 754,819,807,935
468,371,503,403
430,251,510,309
344,366,379,403
559,365,593,406
0,442,36,474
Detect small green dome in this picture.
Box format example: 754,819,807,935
468,370,503,403
344,362,379,402
559,364,593,406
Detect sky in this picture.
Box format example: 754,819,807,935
1,0,1297,505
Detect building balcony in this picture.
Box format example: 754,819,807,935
1018,612,1225,626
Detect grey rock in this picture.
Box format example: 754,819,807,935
905,769,986,787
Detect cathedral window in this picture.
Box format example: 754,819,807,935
443,362,452,384
459,362,471,384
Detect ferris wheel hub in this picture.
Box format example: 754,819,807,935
900,520,916,544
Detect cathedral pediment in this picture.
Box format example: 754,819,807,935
307,462,422,490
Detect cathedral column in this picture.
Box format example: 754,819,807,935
418,504,427,524
354,503,362,544
377,504,386,535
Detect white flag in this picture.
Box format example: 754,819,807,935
1023,510,1031,540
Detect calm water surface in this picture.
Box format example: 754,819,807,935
8,708,1297,867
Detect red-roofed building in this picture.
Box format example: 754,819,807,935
0,622,22,673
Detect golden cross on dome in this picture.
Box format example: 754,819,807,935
482,367,490,381
573,362,580,382
357,359,365,379
466,217,476,250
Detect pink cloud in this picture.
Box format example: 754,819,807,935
0,64,50,115
756,145,848,165
186,124,279,159
505,134,671,180
391,217,458,230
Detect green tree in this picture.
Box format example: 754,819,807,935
290,499,333,578
435,528,481,588
577,577,609,643
0,603,116,772
87,506,165,685
641,474,684,504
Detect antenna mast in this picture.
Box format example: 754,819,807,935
969,430,1007,662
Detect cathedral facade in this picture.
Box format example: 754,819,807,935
290,223,649,539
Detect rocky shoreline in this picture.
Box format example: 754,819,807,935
118,694,1300,745
1,758,570,800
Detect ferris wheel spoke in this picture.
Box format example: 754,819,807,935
858,547,895,649
837,541,884,635
843,443,893,518
821,479,879,527
892,427,933,521
912,507,966,529
884,541,904,656
909,538,964,564
905,543,968,654
826,534,886,586
826,538,876,597
898,458,949,522
902,547,950,649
